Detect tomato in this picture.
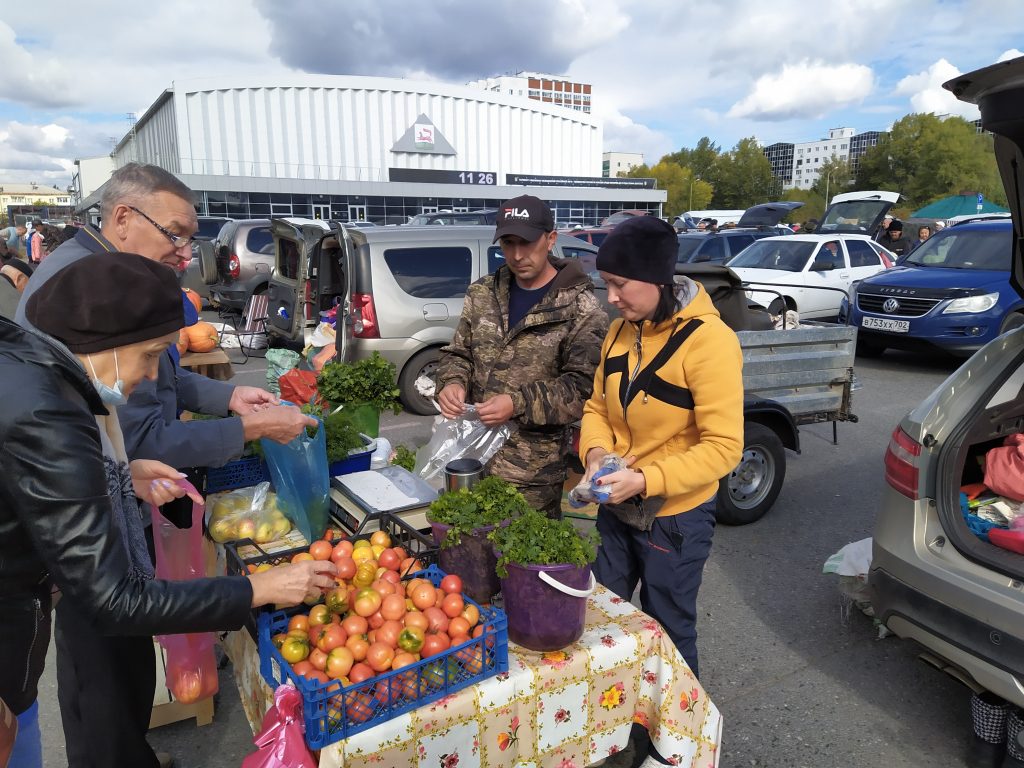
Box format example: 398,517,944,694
291,552,314,563
397,626,425,654
392,546,408,562
353,561,377,587
308,648,328,672
421,633,450,658
423,606,450,635
309,540,333,561
454,644,484,674
370,530,391,548
272,633,289,650
377,620,403,649
440,574,463,595
371,578,396,597
345,690,376,723
460,603,480,629
380,594,406,622
351,546,375,566
377,548,401,571
332,556,356,581
170,671,205,704
306,669,330,685
308,604,331,627
291,660,313,677
400,557,425,576
288,615,310,634
352,538,372,550
325,647,354,680
448,616,471,638
325,587,349,615
307,623,327,647
403,611,429,632
367,610,385,630
441,593,464,619
317,624,348,653
353,588,382,617
346,634,369,662
341,614,368,637
392,652,418,670
411,584,436,611
332,540,354,559
380,569,401,586
280,636,310,664
348,662,375,684
366,641,395,673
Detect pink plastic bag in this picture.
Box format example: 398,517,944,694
150,484,219,704
984,433,1024,501
241,685,317,768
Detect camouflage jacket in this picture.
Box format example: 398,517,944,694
435,258,608,487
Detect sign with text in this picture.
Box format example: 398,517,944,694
505,173,656,189
389,168,496,185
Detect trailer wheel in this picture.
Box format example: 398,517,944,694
716,423,786,525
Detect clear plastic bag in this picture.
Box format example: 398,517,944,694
568,453,629,507
414,404,513,483
205,482,292,544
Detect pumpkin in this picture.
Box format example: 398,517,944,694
176,328,189,357
186,321,219,353
182,288,202,314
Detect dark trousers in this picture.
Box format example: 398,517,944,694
593,499,716,677
0,592,51,716
55,598,159,768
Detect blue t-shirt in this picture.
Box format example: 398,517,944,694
507,277,553,329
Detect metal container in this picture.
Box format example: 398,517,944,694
444,458,483,493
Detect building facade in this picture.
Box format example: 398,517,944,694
602,151,644,177
848,130,883,176
762,143,794,187
467,71,592,113
792,127,855,190
0,183,72,210
83,75,663,226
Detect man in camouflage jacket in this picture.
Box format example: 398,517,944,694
436,195,608,516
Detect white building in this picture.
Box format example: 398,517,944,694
791,127,855,190
86,75,662,225
71,156,115,201
602,152,644,177
467,71,592,113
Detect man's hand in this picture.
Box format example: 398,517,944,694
130,460,205,507
475,394,514,427
241,404,318,444
594,467,646,504
229,386,280,416
437,383,467,420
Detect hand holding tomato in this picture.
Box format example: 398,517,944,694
248,560,338,608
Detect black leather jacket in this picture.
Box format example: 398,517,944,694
0,317,252,635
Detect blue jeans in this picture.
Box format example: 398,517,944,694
593,499,716,677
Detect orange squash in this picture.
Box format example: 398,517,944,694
176,328,189,357
186,321,219,352
182,288,202,314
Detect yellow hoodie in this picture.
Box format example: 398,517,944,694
579,281,744,517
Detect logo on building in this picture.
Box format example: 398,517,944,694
391,114,456,156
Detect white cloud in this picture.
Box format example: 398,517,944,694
998,49,1024,63
595,104,673,165
727,61,874,121
894,58,979,120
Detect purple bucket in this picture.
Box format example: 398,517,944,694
500,562,594,651
429,521,500,604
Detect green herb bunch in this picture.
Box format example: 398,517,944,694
488,507,600,579
323,410,366,463
317,353,402,414
392,444,416,472
427,476,528,548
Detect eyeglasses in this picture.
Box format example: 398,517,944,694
128,206,195,249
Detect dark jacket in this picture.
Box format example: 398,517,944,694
879,231,913,258
0,273,18,320
0,317,251,632
435,258,608,489
15,226,244,469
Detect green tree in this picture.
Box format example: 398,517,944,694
779,188,824,223
664,137,720,181
811,156,854,202
710,137,775,208
626,162,712,218
855,113,1006,210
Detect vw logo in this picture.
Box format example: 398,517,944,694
882,298,900,314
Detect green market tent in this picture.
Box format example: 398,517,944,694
912,194,1009,218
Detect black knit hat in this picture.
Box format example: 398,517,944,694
888,218,904,232
596,216,678,285
2,258,33,279
26,252,185,353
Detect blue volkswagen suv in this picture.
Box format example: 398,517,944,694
844,217,1018,356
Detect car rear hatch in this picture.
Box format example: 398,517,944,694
818,190,899,235
735,201,804,228
266,219,329,341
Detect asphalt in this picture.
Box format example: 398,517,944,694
35,340,989,767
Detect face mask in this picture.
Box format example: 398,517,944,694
87,352,128,406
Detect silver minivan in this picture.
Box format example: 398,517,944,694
264,222,598,414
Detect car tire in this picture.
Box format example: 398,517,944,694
767,298,787,317
197,240,218,286
716,422,786,525
999,312,1024,335
856,338,886,357
399,348,442,416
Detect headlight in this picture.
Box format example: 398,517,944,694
942,292,999,314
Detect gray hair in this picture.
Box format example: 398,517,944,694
100,163,195,221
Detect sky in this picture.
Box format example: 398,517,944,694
1,0,1022,188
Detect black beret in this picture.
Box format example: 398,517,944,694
596,216,679,285
26,252,185,353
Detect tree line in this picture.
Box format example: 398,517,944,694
624,113,1007,221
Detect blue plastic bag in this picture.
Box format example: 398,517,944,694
260,413,330,543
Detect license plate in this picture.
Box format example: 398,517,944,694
862,316,910,333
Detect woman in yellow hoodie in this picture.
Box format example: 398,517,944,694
579,216,744,678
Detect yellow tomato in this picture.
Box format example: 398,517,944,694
351,547,375,565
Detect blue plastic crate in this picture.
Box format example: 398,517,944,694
257,565,508,748
328,435,375,477
206,456,270,493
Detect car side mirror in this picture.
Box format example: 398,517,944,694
811,260,834,272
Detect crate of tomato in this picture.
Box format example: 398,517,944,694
225,512,438,638
257,564,508,748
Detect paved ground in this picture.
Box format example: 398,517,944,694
36,341,987,767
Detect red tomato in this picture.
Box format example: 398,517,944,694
288,615,310,634
380,569,401,586
353,588,382,617
308,648,328,671
367,610,385,630
345,691,376,723
371,578,396,597
291,660,313,677
403,611,429,632
441,593,465,619
306,669,330,684
423,606,450,635
380,594,406,622
309,540,333,561
325,647,354,679
448,616,471,638
440,574,463,595
317,624,348,653
377,548,401,571
377,620,403,649
421,633,450,658
341,614,368,637
348,662,374,684
392,546,408,562
366,642,395,673
411,584,436,611
332,556,356,581
307,624,327,647
345,634,369,662
332,540,354,560
461,604,480,628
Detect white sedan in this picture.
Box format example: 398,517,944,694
728,234,895,319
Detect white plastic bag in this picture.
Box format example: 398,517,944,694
414,404,513,482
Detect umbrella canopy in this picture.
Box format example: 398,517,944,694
912,194,1009,218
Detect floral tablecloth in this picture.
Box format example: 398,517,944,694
225,586,721,768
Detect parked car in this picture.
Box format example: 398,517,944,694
207,219,274,311
569,227,613,247
726,192,898,318
188,216,232,300
264,223,598,414
406,209,498,226
343,220,377,228
675,202,803,264
870,55,1024,709
843,218,1018,356
599,209,652,226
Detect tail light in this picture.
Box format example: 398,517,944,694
351,293,379,339
228,253,240,279
884,425,921,499
303,280,314,322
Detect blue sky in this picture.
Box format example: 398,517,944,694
1,0,1021,185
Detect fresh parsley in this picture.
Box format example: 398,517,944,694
488,507,600,579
